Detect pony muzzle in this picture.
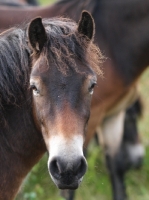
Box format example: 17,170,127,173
49,156,87,189
47,135,87,189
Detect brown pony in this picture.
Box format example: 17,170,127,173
0,0,147,199
0,11,103,200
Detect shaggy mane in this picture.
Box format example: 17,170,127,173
33,18,104,76
0,27,30,109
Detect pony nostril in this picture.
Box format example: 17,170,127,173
75,157,87,179
49,158,61,180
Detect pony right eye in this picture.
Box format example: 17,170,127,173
30,85,37,90
30,85,40,96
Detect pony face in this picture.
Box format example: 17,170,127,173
28,12,100,189
30,57,96,189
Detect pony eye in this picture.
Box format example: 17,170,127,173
30,85,37,91
89,82,96,95
30,85,40,96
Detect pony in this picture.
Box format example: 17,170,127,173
0,11,103,200
0,0,147,199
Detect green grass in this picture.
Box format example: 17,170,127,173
16,0,149,199
38,0,55,5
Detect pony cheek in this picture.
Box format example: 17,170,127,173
32,104,50,137
40,126,50,147
32,98,50,120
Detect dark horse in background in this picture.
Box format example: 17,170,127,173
0,0,38,6
0,11,103,200
0,0,147,200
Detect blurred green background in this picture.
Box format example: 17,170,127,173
16,0,149,199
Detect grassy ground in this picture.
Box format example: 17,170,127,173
39,0,55,5
17,0,149,199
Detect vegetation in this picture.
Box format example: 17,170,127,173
16,0,149,199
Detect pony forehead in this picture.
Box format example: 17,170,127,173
30,18,102,77
32,52,97,79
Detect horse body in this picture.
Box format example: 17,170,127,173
0,12,102,199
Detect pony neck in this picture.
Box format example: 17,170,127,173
0,103,46,200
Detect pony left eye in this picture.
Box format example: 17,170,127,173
89,82,96,95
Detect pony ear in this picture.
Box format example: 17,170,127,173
28,17,47,52
77,10,95,40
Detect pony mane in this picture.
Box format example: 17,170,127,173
0,27,30,110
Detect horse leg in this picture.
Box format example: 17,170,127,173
110,133,144,200
106,154,127,200
120,99,145,170
98,110,127,200
111,99,145,200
